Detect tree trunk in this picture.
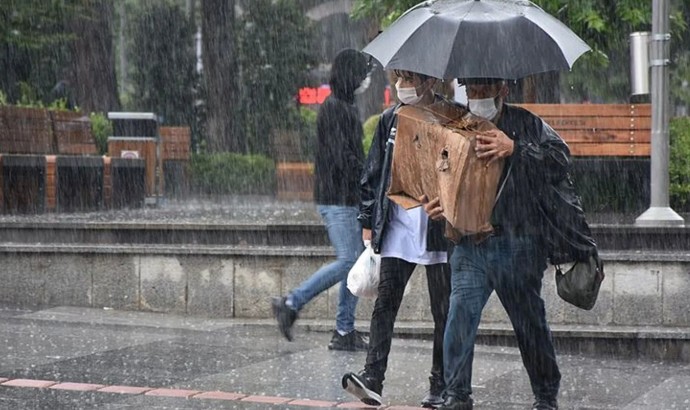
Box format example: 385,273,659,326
69,0,121,113
201,0,242,153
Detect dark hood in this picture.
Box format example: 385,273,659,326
329,49,368,104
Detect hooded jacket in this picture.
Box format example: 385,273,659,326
358,100,448,254
313,49,368,206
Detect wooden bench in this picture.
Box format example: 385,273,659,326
50,111,98,155
517,104,651,157
518,103,652,212
0,106,103,212
276,162,314,201
159,126,191,197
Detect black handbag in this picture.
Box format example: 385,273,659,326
538,173,605,309
555,254,604,310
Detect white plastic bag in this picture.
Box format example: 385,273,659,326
347,241,381,298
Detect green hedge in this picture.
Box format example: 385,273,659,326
89,112,111,155
189,152,276,195
363,114,380,155
670,116,690,210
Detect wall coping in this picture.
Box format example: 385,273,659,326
0,243,689,263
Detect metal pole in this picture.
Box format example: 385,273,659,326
635,0,684,226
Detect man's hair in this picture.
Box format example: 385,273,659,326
457,77,505,86
393,69,432,82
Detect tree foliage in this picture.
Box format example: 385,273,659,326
128,2,196,125
0,0,121,112
0,1,76,104
236,0,317,156
352,0,689,103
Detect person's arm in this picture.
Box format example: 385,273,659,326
511,115,570,184
358,112,390,230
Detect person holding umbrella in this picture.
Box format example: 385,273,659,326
422,77,568,410
341,69,454,408
271,49,371,351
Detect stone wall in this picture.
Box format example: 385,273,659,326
0,245,688,329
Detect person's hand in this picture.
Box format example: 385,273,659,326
418,195,445,221
362,228,372,244
475,129,514,165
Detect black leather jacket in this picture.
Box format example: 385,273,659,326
358,103,447,254
493,104,597,264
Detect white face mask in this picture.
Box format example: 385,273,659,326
396,79,424,105
468,96,500,120
354,75,371,95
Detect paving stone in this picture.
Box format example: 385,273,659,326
193,391,246,401
50,382,105,391
2,379,57,388
97,385,152,395
240,394,291,404
145,388,202,398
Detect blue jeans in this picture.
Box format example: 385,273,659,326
444,234,560,401
288,205,363,334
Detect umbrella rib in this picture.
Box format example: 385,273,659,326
441,0,481,79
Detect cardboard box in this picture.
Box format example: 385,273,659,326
387,102,504,235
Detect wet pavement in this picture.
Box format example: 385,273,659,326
0,195,684,226
0,305,688,409
0,197,322,225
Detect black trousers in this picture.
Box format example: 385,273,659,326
364,257,451,382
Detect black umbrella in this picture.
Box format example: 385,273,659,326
362,0,591,80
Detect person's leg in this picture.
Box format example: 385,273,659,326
342,257,414,406
443,241,492,403
489,235,560,405
288,205,363,333
426,263,451,379
364,257,416,381
421,262,451,407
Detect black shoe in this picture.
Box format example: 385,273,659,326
342,371,383,406
421,373,446,408
533,398,558,410
328,330,368,351
271,297,297,341
439,394,473,410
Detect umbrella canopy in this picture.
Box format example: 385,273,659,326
362,0,591,80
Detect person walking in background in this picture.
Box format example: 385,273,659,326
271,49,371,351
423,77,566,410
342,70,454,408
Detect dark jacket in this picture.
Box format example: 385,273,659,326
493,103,597,264
358,102,447,254
313,49,368,206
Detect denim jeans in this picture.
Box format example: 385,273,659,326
444,234,560,401
288,205,363,334
365,258,450,382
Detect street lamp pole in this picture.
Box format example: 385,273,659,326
635,0,684,226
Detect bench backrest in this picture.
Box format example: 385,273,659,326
517,104,651,157
0,106,97,156
50,111,98,155
0,106,55,154
159,126,191,161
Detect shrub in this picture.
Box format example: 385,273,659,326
670,116,690,210
89,112,112,155
298,107,317,162
363,114,380,155
189,152,275,195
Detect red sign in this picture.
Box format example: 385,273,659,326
298,85,392,106
299,86,331,104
